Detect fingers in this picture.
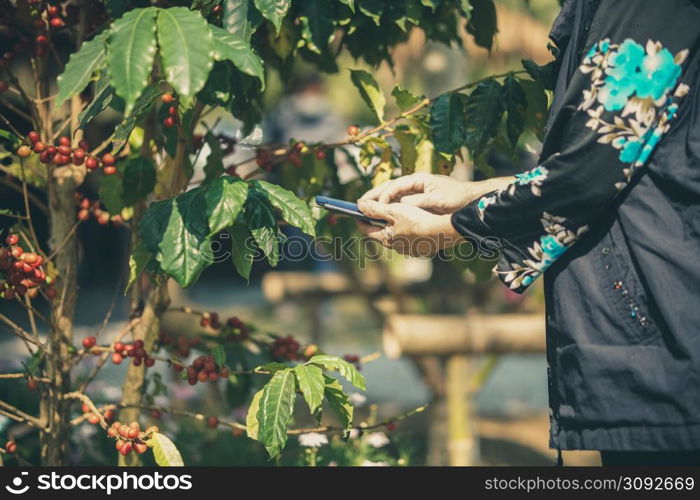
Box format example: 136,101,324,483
377,174,428,204
357,199,395,222
359,184,388,202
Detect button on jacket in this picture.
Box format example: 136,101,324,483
452,0,700,451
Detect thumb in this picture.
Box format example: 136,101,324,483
357,200,395,223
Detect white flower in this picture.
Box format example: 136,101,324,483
348,393,367,407
298,432,328,448
364,432,390,448
361,460,389,467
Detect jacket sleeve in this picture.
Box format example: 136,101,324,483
452,13,699,292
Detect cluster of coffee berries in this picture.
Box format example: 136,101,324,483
199,311,222,329
44,4,66,30
0,233,53,300
225,316,249,340
74,194,122,226
108,421,156,457
80,402,114,425
18,132,104,171
4,440,17,453
160,93,179,128
184,355,229,385
110,340,155,367
343,354,361,370
158,331,201,358
271,336,302,361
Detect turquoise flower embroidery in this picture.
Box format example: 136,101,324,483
619,137,643,163
635,47,682,100
539,235,567,267
606,39,645,81
598,76,636,111
515,166,548,185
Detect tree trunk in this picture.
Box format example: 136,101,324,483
41,178,79,465
118,281,170,465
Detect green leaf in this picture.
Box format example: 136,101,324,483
350,69,385,122
300,0,335,54
257,368,296,458
224,0,263,43
210,25,265,88
204,176,249,237
98,174,125,214
464,79,505,158
522,58,556,91
337,0,355,12
308,354,366,391
139,188,212,288
503,74,527,149
122,157,156,206
466,0,497,50
293,364,325,414
392,85,422,112
255,362,290,373
126,241,152,292
253,0,290,34
430,93,466,154
157,7,214,105
107,8,158,114
394,125,417,175
244,191,279,267
520,78,549,141
251,180,316,237
212,345,226,368
150,432,184,466
246,389,264,439
78,79,115,130
56,31,109,107
358,0,384,25
324,375,353,432
203,131,224,182
228,223,255,282
112,85,159,153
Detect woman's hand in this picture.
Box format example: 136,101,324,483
359,173,472,214
357,200,463,257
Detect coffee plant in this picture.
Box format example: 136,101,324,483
0,0,551,465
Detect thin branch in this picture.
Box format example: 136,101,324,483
46,218,82,262
0,173,49,214
0,313,46,353
0,97,33,122
0,373,50,382
18,158,42,255
63,392,108,429
0,400,44,427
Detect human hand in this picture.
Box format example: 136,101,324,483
359,173,472,215
356,199,463,257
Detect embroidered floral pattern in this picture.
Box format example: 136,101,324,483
498,213,589,290
580,38,689,188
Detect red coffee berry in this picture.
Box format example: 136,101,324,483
77,208,89,221
315,149,326,160
112,352,123,365
197,371,208,383
81,403,91,413
78,139,89,150
347,124,360,136
49,17,64,28
48,6,60,17
114,342,124,352
127,427,139,439
119,442,133,456
5,234,19,245
161,93,174,104
163,116,175,128
107,427,118,438
101,153,115,165
134,442,148,455
104,410,115,423
33,141,46,153
88,413,100,425
168,106,177,116
10,246,23,258
134,340,144,349
73,148,86,160
144,357,155,367
103,166,116,175
207,416,219,429
17,145,31,158
82,336,96,349
386,422,397,432
58,136,70,147
5,441,17,453
57,145,71,156
132,357,142,367
27,131,40,143
208,371,218,382
27,378,38,391
36,35,48,45
85,157,98,170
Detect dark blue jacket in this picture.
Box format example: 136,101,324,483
452,0,700,451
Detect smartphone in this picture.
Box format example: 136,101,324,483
315,196,387,226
